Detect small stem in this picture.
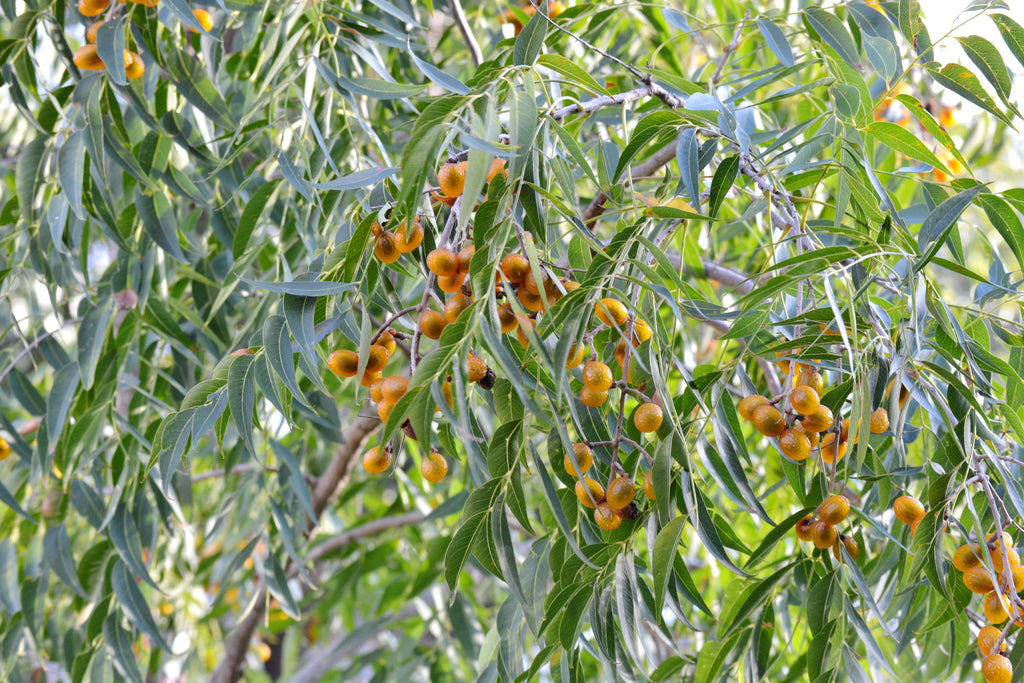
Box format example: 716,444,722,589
448,0,482,68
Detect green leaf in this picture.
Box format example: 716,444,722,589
925,62,1014,127
108,504,158,591
537,54,606,94
914,184,985,272
652,515,685,622
44,523,88,599
15,133,47,225
311,166,399,191
263,315,308,407
898,0,921,43
111,561,172,651
514,4,547,66
265,551,301,618
270,440,317,524
445,511,489,594
136,188,187,263
757,18,795,67
957,35,1014,102
990,14,1024,72
227,353,257,454
717,562,795,638
613,111,680,183
408,43,470,95
675,127,701,211
977,193,1024,271
46,361,80,446
0,539,23,614
77,298,113,391
487,420,523,478
335,77,426,100
70,479,107,531
58,129,87,220
95,21,127,87
862,121,949,172
804,8,860,67
234,180,279,260
103,614,144,683
708,155,739,219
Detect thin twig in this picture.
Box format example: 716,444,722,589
448,0,482,68
583,136,680,224
308,510,425,563
710,12,750,86
0,317,83,386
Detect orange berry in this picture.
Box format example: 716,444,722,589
870,407,889,433
376,331,397,356
752,404,785,437
981,654,1013,683
984,591,1010,624
818,495,850,525
73,44,105,70
467,354,488,382
86,20,103,43
374,232,401,264
737,395,769,422
819,433,847,464
575,477,605,508
421,451,448,483
1009,564,1024,592
418,310,447,340
801,404,834,433
364,344,390,373
832,534,859,563
369,376,384,403
991,546,1021,573
778,428,811,461
456,244,475,273
498,304,518,334
964,567,996,594
396,218,423,253
124,51,145,80
579,387,609,408
795,368,824,396
437,162,466,198
605,476,635,510
565,343,584,369
191,8,214,31
486,158,508,184
582,361,613,392
444,292,472,323
979,625,1006,655
642,470,656,500
789,386,820,416
327,349,359,378
437,271,466,294
517,286,544,312
499,254,530,284
633,403,663,433
795,516,815,542
893,496,925,525
380,376,409,402
78,0,109,17
810,520,838,549
795,423,820,449
630,319,652,345
594,298,628,327
360,370,382,388
594,504,622,530
564,443,594,476
377,398,396,423
362,447,392,474
427,248,458,277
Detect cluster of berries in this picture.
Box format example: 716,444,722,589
567,443,656,531
794,494,858,562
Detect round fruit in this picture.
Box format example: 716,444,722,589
893,496,925,525
377,398,396,422
870,407,889,433
523,269,545,296
789,386,820,416
631,319,652,345
396,218,423,252
86,21,103,43
467,354,488,382
362,447,392,474
984,591,1009,624
795,516,815,542
953,543,984,572
73,44,105,70
437,272,466,294
832,534,859,563
564,443,594,476
594,504,622,531
738,395,769,422
580,387,609,408
992,546,1021,573
369,376,384,403
634,403,663,433
818,495,850,525
575,477,605,508
438,162,465,198
989,531,1014,547
819,433,847,464
614,340,627,367
419,310,447,340
964,566,996,594
810,520,838,549
380,376,409,402
192,8,214,31
981,654,1013,683
643,470,656,500
427,248,458,277
421,451,448,483
499,254,530,284
374,232,401,263
801,405,834,433
595,298,628,327
456,244,475,273
752,404,785,437
327,349,359,378
605,477,636,510
795,368,824,396
516,286,543,313
486,158,508,184
360,370,382,388
779,428,812,461
566,343,584,370
795,423,820,449
498,304,517,334
365,344,390,373
582,361,614,392
0,438,10,461
78,0,109,16
445,292,472,323
124,51,145,80
979,625,1006,655
1009,564,1024,592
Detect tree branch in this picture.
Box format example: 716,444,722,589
448,0,482,68
308,510,425,564
583,136,680,224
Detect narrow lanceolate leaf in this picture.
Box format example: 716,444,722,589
925,62,1013,127
915,184,985,267
227,353,257,453
990,14,1024,72
956,35,1014,102
335,77,426,100
0,540,23,614
233,180,279,260
676,127,701,211
717,563,795,638
408,43,470,94
757,19,795,67
46,362,81,446
263,315,308,407
58,129,86,220
242,278,353,297
103,615,144,683
514,5,547,66
804,8,859,67
898,0,921,43
43,524,88,598
708,155,739,218
652,516,686,622
77,298,114,390
111,561,172,651
862,122,949,173
311,166,398,191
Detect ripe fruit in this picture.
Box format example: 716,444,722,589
795,423,820,449
832,534,859,563
73,44,105,70
981,654,1013,683
86,21,103,43
124,51,145,80
605,477,636,510
421,451,448,483
499,254,530,284
979,625,1006,655
991,546,1021,573
893,496,925,525
360,370,382,388
984,591,1009,624
486,158,508,184
801,405,834,433
377,398,396,422
870,407,889,433
964,567,996,594
631,319,652,345
456,244,475,273
518,287,544,312
467,354,488,382
437,162,466,198
445,292,472,323
752,404,785,437
579,387,608,408
369,376,384,403
427,248,458,277
566,343,584,370
810,520,838,549
396,219,423,252
362,447,392,474
789,386,820,416
738,395,769,422
642,470,656,500
374,232,401,263
377,331,396,356
595,298,628,327
192,8,214,32
328,349,359,378
953,543,984,571
575,477,605,508
564,443,594,476
1009,564,1024,592
634,403,663,433
795,516,815,542
365,344,390,373
437,272,466,294
779,428,812,461
78,0,109,16
818,495,850,525
594,504,622,530
582,361,613,392
418,310,447,340
498,304,517,334
819,433,847,464
381,376,409,402
795,368,824,396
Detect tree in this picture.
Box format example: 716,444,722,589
2,0,1024,680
